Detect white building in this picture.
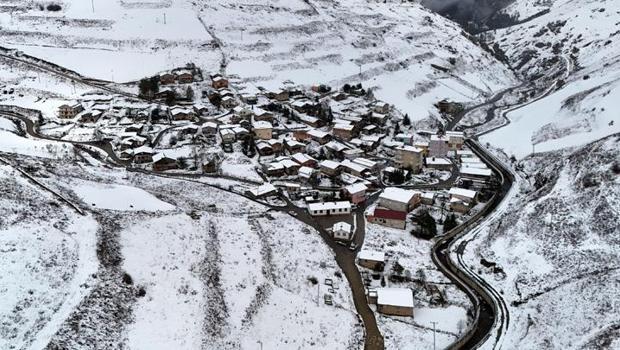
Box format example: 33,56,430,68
332,222,353,241
308,201,351,216
378,187,420,212
368,288,414,317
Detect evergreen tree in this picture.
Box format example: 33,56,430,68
443,214,458,232
186,86,194,101
412,210,437,239
403,114,411,126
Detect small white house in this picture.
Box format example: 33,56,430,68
308,201,351,216
367,288,414,317
332,222,353,241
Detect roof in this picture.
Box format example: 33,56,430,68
253,121,272,129
376,288,414,308
352,157,377,169
334,123,355,131
307,129,329,139
250,183,277,197
153,153,176,163
345,182,367,195
340,159,367,173
291,153,315,164
397,145,424,154
426,157,451,165
134,146,154,154
460,167,492,177
379,187,418,204
333,222,352,232
449,187,477,200
298,166,315,178
358,249,385,262
308,201,351,212
320,160,341,170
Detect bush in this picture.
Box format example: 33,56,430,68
307,276,318,285
122,272,133,285
47,4,62,11
411,210,437,239
443,214,458,232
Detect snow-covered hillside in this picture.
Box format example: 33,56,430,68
0,126,362,349
465,135,620,349
480,0,620,158
0,0,516,119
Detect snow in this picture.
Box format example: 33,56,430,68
376,288,414,308
379,187,417,204
448,187,477,200
358,249,386,262
73,181,176,211
0,125,73,159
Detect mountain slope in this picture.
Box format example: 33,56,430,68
466,134,620,349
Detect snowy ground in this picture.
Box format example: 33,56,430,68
362,221,471,349
0,0,515,119
0,122,363,349
464,135,620,349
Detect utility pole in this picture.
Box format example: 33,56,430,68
240,28,245,41
256,340,263,350
431,321,437,350
357,63,362,79
163,13,167,25
91,0,95,13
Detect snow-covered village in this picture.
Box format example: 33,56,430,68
0,1,618,350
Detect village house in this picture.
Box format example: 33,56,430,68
395,146,424,173
449,187,478,203
298,166,315,182
267,139,283,153
460,166,493,180
233,106,254,120
320,159,341,177
343,182,367,204
133,146,154,164
58,103,84,119
308,201,352,216
176,71,194,84
343,148,365,160
324,140,349,158
367,288,414,317
79,110,102,123
379,187,421,212
446,131,465,150
249,183,278,198
367,206,408,229
202,158,218,173
414,141,429,155
332,222,354,241
219,128,236,144
421,192,436,205
152,153,178,171
256,141,273,156
170,106,196,121
254,108,274,122
160,72,176,85
212,75,228,89
340,159,369,178
293,128,310,142
372,101,390,114
291,153,317,168
332,123,356,140
429,134,451,157
280,158,301,175
221,96,238,109
357,249,385,271
394,133,414,145
426,157,452,171
202,122,218,135
307,129,331,144
253,121,273,140
285,139,306,153
352,157,381,174
271,89,289,101
264,162,286,177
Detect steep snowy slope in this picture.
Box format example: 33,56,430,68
0,0,516,119
465,135,620,349
479,0,620,158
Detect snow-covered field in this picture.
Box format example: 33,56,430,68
482,0,620,158
0,124,362,349
0,0,515,119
